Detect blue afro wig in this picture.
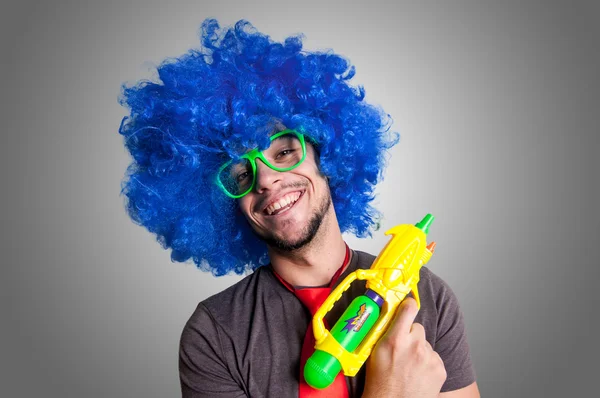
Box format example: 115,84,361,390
118,19,399,276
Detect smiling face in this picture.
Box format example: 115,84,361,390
237,136,333,252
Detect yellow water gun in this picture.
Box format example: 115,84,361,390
304,214,437,389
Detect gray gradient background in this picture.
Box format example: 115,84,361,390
2,1,599,397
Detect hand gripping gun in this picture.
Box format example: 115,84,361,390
304,214,437,389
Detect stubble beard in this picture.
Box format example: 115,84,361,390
258,189,332,252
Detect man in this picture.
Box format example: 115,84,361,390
119,19,479,397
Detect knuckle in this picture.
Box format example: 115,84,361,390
376,333,398,352
410,322,427,342
411,321,424,331
438,365,448,382
417,339,429,352
425,340,434,351
433,353,447,380
383,333,405,352
410,339,429,361
410,322,425,334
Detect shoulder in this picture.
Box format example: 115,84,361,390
179,265,307,397
179,269,281,397
419,266,461,310
179,266,282,375
184,266,278,331
353,250,376,270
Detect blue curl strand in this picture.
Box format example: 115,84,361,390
118,18,399,276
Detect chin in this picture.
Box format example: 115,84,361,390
262,209,326,252
249,185,333,252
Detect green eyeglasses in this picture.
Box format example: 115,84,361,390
216,129,308,199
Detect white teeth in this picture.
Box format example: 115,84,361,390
266,192,301,215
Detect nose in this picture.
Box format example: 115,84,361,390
254,159,282,193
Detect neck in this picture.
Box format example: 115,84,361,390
268,207,349,287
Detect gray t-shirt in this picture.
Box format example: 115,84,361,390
179,250,476,397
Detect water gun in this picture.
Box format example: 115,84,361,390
304,214,437,389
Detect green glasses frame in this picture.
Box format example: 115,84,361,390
216,129,308,199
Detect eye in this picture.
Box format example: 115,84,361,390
236,171,250,183
276,148,295,159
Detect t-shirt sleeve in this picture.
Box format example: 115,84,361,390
179,303,247,398
427,270,477,392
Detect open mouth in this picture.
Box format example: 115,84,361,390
264,191,304,216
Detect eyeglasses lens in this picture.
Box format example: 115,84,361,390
218,133,303,197
218,158,253,196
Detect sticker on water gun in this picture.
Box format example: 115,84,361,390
341,303,371,333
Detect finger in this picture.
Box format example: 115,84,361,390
410,322,426,341
387,297,419,337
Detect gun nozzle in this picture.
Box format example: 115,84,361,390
415,214,434,234
426,242,437,254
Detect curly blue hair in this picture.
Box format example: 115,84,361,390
118,19,399,276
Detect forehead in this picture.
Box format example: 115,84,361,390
256,128,299,150
267,131,298,144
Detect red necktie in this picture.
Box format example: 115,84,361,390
273,246,351,398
